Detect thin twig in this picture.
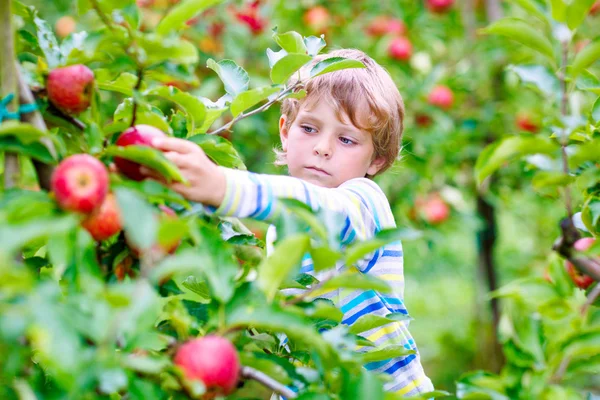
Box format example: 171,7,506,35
47,103,86,131
89,0,116,32
209,82,303,136
240,366,297,399
130,66,144,127
552,355,571,383
581,283,600,315
558,42,574,218
284,268,338,306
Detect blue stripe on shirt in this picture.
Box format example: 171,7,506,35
341,290,377,314
384,354,417,375
381,249,403,257
343,301,386,325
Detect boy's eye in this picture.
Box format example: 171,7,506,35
340,137,355,145
302,125,316,134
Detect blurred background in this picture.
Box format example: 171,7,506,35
21,0,600,392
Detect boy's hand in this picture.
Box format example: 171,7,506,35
142,137,226,207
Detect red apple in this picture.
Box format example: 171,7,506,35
136,0,154,7
426,0,455,14
174,336,240,396
304,6,330,33
565,238,597,290
366,16,407,37
55,16,76,39
51,154,109,214
415,113,432,127
590,1,600,15
47,65,94,114
417,194,450,224
388,37,413,61
427,85,454,110
81,193,122,241
234,1,266,35
516,113,539,133
114,125,167,181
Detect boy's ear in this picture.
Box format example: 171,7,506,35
367,156,386,176
279,115,289,151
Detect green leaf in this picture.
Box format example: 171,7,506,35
207,59,249,96
0,216,78,253
359,344,415,364
491,278,558,307
480,18,555,61
317,271,392,294
156,0,222,35
456,371,509,400
582,196,600,233
257,234,310,300
506,0,549,23
310,57,365,78
348,313,411,335
145,86,206,133
341,369,384,400
32,12,63,68
0,121,48,144
266,48,288,68
566,0,596,30
0,137,55,163
274,31,307,54
188,134,246,169
475,136,559,185
114,187,158,250
105,145,187,183
400,391,452,400
570,40,600,79
345,228,422,267
304,35,326,56
549,0,567,22
230,86,281,117
508,65,560,97
271,53,312,84
97,72,143,96
138,34,198,65
197,104,228,133
575,70,600,95
560,329,600,360
568,138,600,166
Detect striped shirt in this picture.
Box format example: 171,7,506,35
212,167,434,395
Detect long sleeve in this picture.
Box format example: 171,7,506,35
212,167,395,248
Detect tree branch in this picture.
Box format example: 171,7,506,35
209,82,303,136
130,66,144,127
1,0,19,189
240,366,297,399
581,283,600,315
16,66,56,190
47,103,86,131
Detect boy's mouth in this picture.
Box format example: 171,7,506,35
305,166,330,176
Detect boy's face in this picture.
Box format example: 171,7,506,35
279,98,385,188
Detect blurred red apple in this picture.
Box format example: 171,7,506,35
51,154,108,214
366,16,406,37
590,1,600,15
55,16,76,39
515,113,539,133
304,6,330,33
426,0,455,14
388,37,413,61
114,125,167,181
427,85,454,110
82,193,122,241
565,238,597,290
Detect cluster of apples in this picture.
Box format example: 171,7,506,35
46,65,179,255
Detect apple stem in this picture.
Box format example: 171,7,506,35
47,103,86,131
240,366,297,399
0,0,20,188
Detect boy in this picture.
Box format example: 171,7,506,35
148,49,434,395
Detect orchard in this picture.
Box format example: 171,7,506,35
0,0,600,399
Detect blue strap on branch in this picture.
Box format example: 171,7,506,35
0,93,38,123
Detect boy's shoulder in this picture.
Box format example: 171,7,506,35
338,177,388,202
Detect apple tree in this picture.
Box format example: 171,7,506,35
0,0,448,399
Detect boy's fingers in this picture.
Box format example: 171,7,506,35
152,137,198,154
140,167,168,184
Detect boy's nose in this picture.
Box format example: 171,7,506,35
313,140,332,158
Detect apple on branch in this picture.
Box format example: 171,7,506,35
175,336,240,398
565,238,598,290
51,154,109,214
47,65,95,114
114,124,167,181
